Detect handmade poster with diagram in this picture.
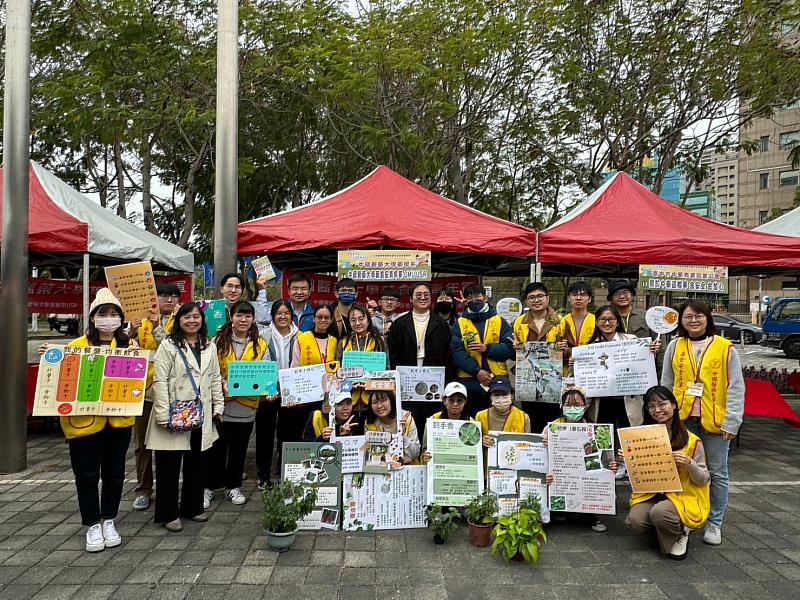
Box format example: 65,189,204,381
203,299,228,336
342,466,427,530
33,345,149,417
104,261,158,322
516,342,563,403
227,360,278,396
546,422,616,515
426,419,484,506
487,431,550,523
618,425,682,494
278,364,326,406
281,442,342,529
397,366,445,402
572,338,657,396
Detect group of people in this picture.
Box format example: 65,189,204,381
45,273,743,564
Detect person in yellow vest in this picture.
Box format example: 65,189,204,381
422,382,472,462
451,284,515,414
547,282,595,371
364,390,421,465
37,288,134,552
127,282,179,512
206,301,274,507
302,390,363,441
660,300,743,547
626,386,711,560
476,376,531,448
336,303,387,415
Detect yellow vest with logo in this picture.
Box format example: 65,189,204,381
630,432,711,529
457,316,508,378
59,337,136,440
430,411,474,421
312,410,328,438
218,338,267,409
296,331,338,367
672,336,731,434
475,406,526,435
514,311,560,343
546,313,595,346
339,334,380,408
138,313,176,389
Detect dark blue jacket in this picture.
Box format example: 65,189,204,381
450,304,514,377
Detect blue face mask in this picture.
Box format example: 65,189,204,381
338,292,357,305
468,300,486,313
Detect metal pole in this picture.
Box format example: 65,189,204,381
213,0,239,296
83,253,90,331
0,0,32,473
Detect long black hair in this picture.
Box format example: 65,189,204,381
365,390,398,425
168,302,210,350
215,300,262,358
86,303,130,347
590,305,624,343
642,386,689,451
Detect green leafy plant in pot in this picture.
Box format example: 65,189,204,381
426,504,460,545
465,490,499,547
262,480,317,552
491,494,547,563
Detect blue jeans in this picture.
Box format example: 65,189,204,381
685,418,730,528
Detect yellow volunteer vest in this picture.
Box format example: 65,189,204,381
630,432,711,529
296,331,338,367
312,410,328,438
546,313,595,346
431,411,473,421
218,338,267,409
457,316,508,378
340,334,379,408
60,337,136,440
138,313,176,388
672,336,731,434
476,406,526,435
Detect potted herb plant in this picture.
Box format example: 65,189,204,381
426,504,460,545
262,480,317,552
491,494,547,563
465,490,499,547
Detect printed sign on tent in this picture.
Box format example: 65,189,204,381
639,264,728,294
338,250,431,282
104,261,158,322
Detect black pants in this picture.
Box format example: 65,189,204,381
406,401,443,435
596,396,629,450
522,402,563,435
206,420,254,490
255,401,279,482
68,425,132,526
154,428,204,523
278,402,320,461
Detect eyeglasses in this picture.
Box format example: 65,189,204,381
598,317,618,324
526,294,547,301
314,315,331,321
682,314,707,322
222,284,242,291
380,297,399,302
158,294,180,300
413,293,431,299
289,286,309,293
646,400,673,411
349,316,368,324
569,292,590,298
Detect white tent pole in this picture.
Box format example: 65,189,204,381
83,253,90,332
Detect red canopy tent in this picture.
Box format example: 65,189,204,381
538,172,800,277
238,165,536,274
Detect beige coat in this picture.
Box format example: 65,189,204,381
145,339,224,452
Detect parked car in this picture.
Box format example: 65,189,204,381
711,314,762,344
760,297,800,358
47,314,80,337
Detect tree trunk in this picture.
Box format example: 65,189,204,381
113,133,126,219
141,137,157,234
177,132,211,249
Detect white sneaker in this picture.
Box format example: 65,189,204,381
203,488,215,510
668,527,690,560
132,495,150,510
86,523,105,552
227,488,246,505
703,523,722,545
101,519,121,548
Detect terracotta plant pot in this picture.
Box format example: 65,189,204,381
511,551,525,562
468,521,493,547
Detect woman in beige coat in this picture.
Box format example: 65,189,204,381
146,302,224,531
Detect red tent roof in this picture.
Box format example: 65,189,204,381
238,166,536,264
538,172,800,274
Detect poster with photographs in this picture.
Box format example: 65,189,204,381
546,422,616,515
426,419,484,506
487,432,550,523
278,364,326,406
397,366,445,402
281,442,342,530
342,466,427,531
515,342,563,403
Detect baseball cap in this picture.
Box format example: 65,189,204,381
333,390,353,404
443,382,468,398
488,375,513,394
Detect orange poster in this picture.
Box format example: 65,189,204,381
104,261,159,322
618,425,682,494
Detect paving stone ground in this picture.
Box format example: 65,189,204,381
2,392,800,599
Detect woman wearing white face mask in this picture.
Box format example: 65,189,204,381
476,376,530,449
37,288,135,553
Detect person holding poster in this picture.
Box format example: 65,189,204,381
364,391,421,464
661,300,744,546
257,300,299,488
547,281,596,370
208,301,275,506
476,376,531,448
130,282,180,512
513,282,562,432
451,284,515,413
626,386,710,560
146,302,224,532
335,304,387,413
421,382,472,461
39,289,135,552
302,390,362,441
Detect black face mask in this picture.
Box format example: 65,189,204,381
436,301,453,313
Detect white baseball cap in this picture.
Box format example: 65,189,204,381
333,390,353,404
443,382,468,398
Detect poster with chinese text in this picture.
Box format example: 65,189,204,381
425,419,483,506
281,442,342,529
338,250,431,282
104,261,158,322
572,338,657,396
487,431,550,522
618,425,682,493
342,467,427,530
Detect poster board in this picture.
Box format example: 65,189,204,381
203,299,228,336
342,466,427,530
618,425,682,493
398,366,445,402
515,342,563,403
104,261,158,322
341,351,387,377
227,360,277,396
425,419,483,506
572,338,657,396
487,432,550,522
639,264,728,294
337,250,431,282
281,442,342,529
496,298,523,325
251,255,276,280
546,422,616,515
278,364,326,406
33,345,149,417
